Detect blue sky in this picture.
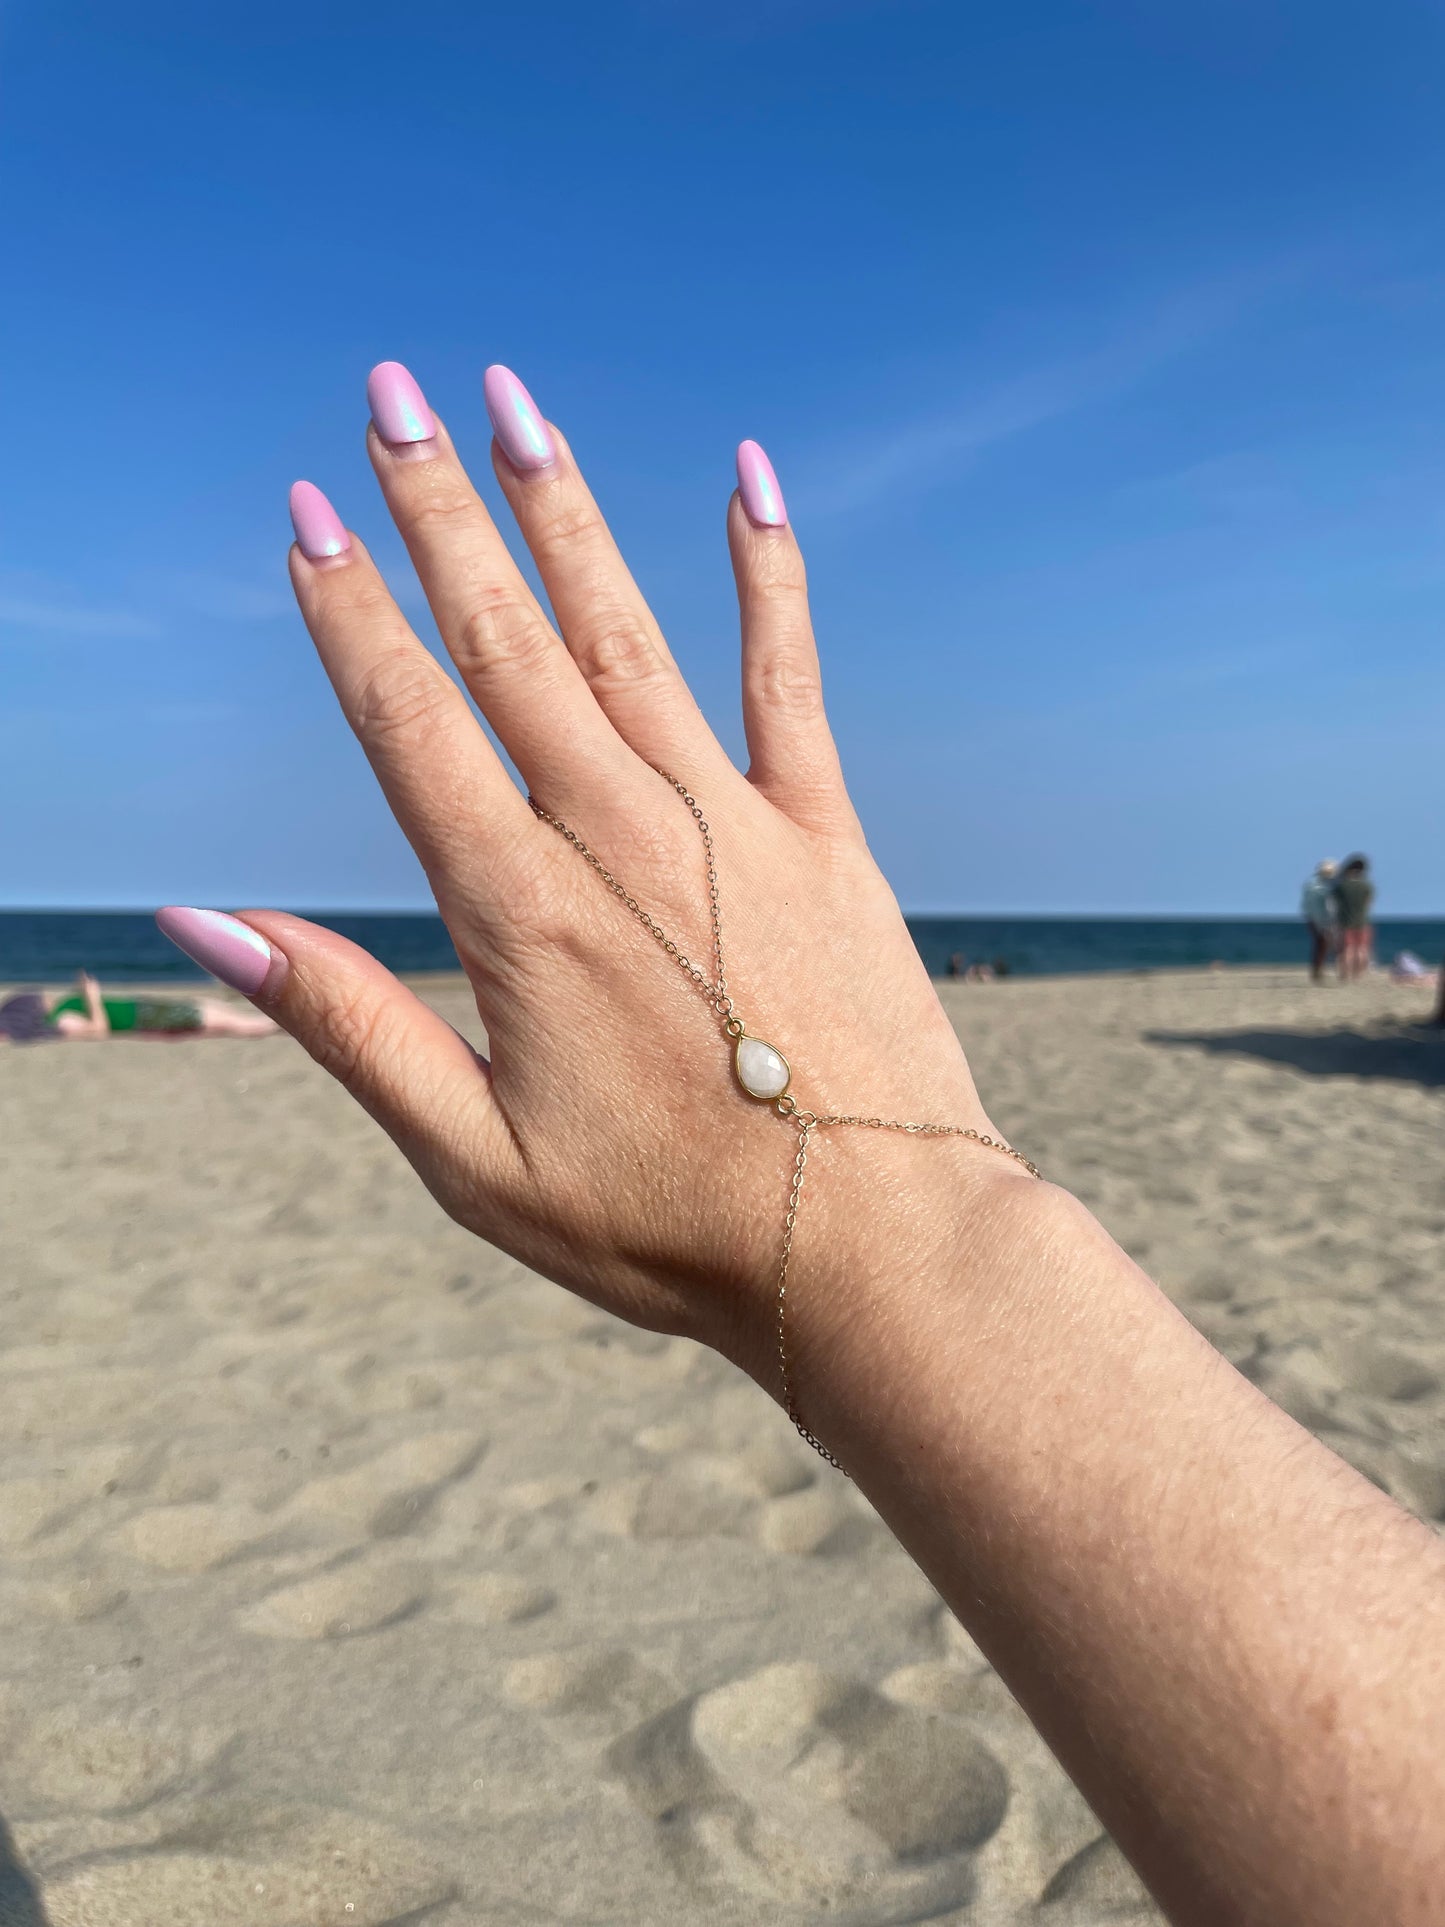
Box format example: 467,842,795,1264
3,0,1443,914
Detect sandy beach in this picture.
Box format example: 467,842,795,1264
0,965,1440,1926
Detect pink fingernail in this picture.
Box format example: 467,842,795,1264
368,360,437,446
483,365,557,473
155,908,274,995
289,480,351,559
737,441,787,528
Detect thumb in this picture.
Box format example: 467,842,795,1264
154,906,499,1181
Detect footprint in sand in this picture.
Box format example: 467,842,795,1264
284,1430,485,1540
120,1502,279,1574
634,1419,819,1502
22,1574,128,1623
503,1647,673,1728
0,1479,87,1552
607,1659,1009,1920
446,1572,555,1626
239,1561,427,1640
1329,1339,1440,1404
883,1660,1008,1725
587,1472,756,1543
590,1450,877,1558
38,1808,455,1926
0,1444,156,1554
755,1485,882,1557
0,1710,214,1818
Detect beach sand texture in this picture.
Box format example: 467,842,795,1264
0,967,1441,1925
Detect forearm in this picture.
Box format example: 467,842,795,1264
804,1175,1445,1925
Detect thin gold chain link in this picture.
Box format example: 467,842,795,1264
530,776,740,1025
530,774,1041,1472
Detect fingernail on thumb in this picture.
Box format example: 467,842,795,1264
155,908,276,996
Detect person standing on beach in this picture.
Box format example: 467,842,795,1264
1299,859,1339,983
1334,854,1375,981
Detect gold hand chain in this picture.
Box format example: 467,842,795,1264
529,774,1041,1473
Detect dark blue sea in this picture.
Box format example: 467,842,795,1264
2,910,1442,984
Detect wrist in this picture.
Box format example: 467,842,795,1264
722,1123,1059,1441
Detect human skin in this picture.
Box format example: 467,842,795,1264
158,364,1445,1925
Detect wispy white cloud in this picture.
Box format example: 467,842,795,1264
793,263,1315,521
0,594,163,640
1114,448,1302,523
0,562,301,643
148,571,292,623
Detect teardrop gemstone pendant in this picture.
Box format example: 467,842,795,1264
734,1033,791,1102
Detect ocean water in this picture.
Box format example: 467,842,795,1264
2,910,1442,985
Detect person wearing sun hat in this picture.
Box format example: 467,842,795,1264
1300,858,1340,983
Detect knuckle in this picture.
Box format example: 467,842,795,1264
452,591,553,680
312,570,394,623
351,650,454,748
402,487,481,535
313,985,393,1091
530,500,605,562
747,542,809,601
572,608,663,690
753,648,826,721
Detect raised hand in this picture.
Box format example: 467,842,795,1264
158,363,1027,1402
155,359,1445,1927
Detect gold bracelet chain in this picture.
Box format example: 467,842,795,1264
530,774,1041,1472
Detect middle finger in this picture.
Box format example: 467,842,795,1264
364,360,639,806
484,363,729,781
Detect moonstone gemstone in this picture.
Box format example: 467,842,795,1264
735,1035,790,1101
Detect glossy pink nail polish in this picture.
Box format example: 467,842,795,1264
737,441,787,528
483,365,557,473
289,481,351,559
155,908,274,995
368,361,436,445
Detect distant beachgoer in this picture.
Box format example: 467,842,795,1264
1389,951,1431,985
945,952,966,979
1334,855,1375,981
0,970,279,1043
1299,858,1338,983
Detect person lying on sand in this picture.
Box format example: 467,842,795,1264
1389,949,1433,985
0,969,279,1042
154,359,1444,1927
